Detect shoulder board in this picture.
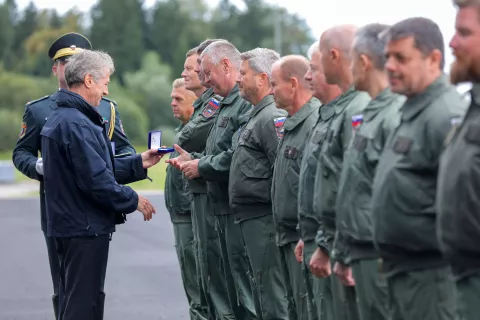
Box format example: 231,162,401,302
102,97,117,105
26,95,49,106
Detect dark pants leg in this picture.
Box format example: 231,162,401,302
279,242,309,320
172,219,209,320
195,196,235,320
56,235,109,320
303,240,334,320
387,266,456,320
456,273,480,320
351,259,388,320
216,214,254,319
240,215,289,320
44,232,62,319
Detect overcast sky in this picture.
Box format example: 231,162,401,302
15,0,464,89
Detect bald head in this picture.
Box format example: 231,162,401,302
276,55,310,88
320,24,358,58
319,24,358,90
271,55,312,115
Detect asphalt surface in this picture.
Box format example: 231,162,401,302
0,195,189,320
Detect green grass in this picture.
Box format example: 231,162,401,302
0,146,169,190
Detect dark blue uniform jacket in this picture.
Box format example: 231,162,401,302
40,89,145,238
12,91,136,233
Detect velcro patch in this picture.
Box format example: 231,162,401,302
274,117,286,139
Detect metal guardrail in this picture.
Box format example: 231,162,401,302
0,161,15,184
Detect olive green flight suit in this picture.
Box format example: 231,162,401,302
184,88,228,320
299,97,351,320
334,88,404,320
313,87,370,320
195,84,253,319
165,120,208,320
229,94,289,320
437,84,480,320
372,75,467,320
272,97,320,320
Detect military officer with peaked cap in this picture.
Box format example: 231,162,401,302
12,32,135,320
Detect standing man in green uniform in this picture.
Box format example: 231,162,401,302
165,77,208,320
333,23,405,320
12,32,135,320
184,40,228,320
229,48,289,319
168,40,253,320
309,24,370,320
270,55,320,320
438,3,480,319
371,17,466,320
297,41,342,320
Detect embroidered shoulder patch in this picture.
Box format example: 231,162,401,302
203,97,220,118
19,122,27,139
274,117,286,139
352,114,363,135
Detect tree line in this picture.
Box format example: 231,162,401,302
0,0,314,151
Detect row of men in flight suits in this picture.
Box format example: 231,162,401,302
164,8,480,320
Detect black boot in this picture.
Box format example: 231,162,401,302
94,292,106,320
52,295,60,320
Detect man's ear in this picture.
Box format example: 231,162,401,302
222,58,229,73
84,74,93,88
52,64,57,76
331,48,340,62
290,76,299,93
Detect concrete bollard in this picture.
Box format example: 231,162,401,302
0,161,15,184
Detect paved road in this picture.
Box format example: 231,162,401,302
0,195,189,320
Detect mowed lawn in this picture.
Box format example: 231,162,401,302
0,146,169,191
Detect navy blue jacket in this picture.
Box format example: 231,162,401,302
40,89,145,238
12,91,136,233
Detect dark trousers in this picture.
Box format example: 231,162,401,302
55,235,110,320
44,232,62,319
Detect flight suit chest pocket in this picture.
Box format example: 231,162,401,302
464,124,480,145
392,136,413,154
354,134,367,152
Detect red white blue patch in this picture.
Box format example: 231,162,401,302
274,117,286,139
203,97,220,118
352,114,363,135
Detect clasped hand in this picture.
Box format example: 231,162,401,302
166,144,200,179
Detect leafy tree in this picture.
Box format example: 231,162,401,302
90,0,145,83
123,51,176,130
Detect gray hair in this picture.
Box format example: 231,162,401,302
307,41,319,60
385,17,445,69
201,40,241,69
64,50,115,88
240,48,280,80
353,23,390,70
197,38,225,55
